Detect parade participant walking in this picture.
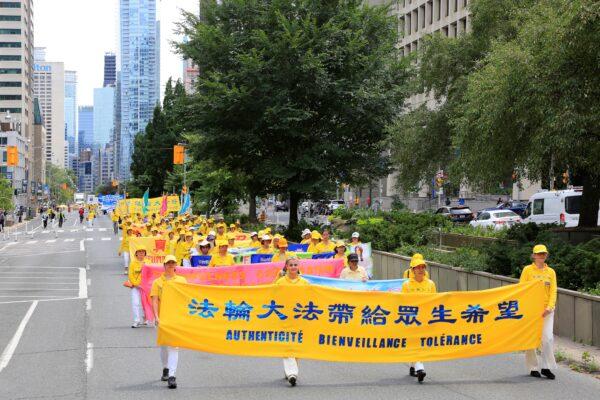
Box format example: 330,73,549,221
151,255,187,389
275,256,308,386
339,253,368,281
272,238,293,262
87,209,95,228
58,209,65,228
79,207,84,224
316,229,336,253
350,232,364,260
249,232,260,247
208,240,235,267
401,257,436,383
403,254,430,279
333,241,348,266
128,246,148,328
300,228,312,245
307,231,321,253
257,234,273,254
521,244,557,380
118,228,133,274
42,211,48,229
111,212,119,235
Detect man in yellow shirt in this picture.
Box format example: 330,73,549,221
272,238,295,262
208,240,235,267
403,254,430,279
275,257,308,386
111,211,119,235
151,255,187,389
128,246,148,328
520,244,557,380
307,231,321,253
401,257,436,383
316,229,336,253
339,253,368,281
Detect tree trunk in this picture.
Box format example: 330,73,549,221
248,192,257,223
289,191,300,231
578,173,600,227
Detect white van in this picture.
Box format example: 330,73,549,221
523,188,599,227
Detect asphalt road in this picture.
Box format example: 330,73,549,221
0,213,599,400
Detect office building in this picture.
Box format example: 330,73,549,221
64,70,77,166
78,105,93,151
118,0,160,180
182,57,198,94
77,148,94,193
32,98,45,198
93,86,114,146
33,48,65,168
103,52,116,87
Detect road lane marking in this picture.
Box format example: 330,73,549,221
0,288,78,291
25,240,37,244
0,297,80,305
45,239,57,243
0,300,38,373
79,268,88,299
0,282,79,285
101,237,111,241
86,342,93,373
71,229,79,232
0,295,65,298
99,228,107,232
85,238,93,241
64,238,74,242
86,299,91,311
0,266,79,269
80,239,85,251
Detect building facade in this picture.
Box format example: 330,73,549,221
0,119,28,207
118,0,160,180
103,52,116,87
93,86,114,146
77,105,93,152
33,48,65,168
64,70,77,167
32,97,45,189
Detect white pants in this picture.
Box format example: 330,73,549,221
525,311,557,371
283,357,298,377
161,347,179,377
87,219,93,227
123,252,130,270
410,362,424,371
130,287,145,323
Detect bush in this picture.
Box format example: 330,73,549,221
395,245,489,272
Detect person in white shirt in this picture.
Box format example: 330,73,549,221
339,253,368,281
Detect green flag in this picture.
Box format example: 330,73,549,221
142,188,149,215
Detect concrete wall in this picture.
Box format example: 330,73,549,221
373,250,600,347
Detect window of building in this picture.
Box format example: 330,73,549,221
0,42,21,48
0,15,20,20
0,107,21,113
0,2,21,8
2,150,6,162
0,55,20,61
0,68,21,74
0,28,20,34
0,94,21,100
0,81,21,87
0,137,7,145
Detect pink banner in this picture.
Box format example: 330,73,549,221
138,258,344,322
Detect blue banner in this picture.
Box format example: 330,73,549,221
251,254,273,264
311,252,335,259
302,275,407,292
98,194,124,210
190,255,212,267
288,243,309,252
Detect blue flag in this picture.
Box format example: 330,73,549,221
178,193,191,215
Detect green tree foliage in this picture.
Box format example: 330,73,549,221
177,0,408,229
0,176,13,211
46,164,76,204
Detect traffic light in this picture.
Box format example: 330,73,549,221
6,146,18,166
173,145,185,165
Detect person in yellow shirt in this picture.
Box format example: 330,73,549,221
333,241,349,267
316,229,336,253
181,233,195,267
215,223,227,241
165,231,177,256
257,235,273,254
520,244,557,380
128,246,148,328
272,238,295,262
227,232,237,249
111,211,119,235
339,253,368,281
119,227,133,274
87,209,95,227
403,254,430,279
151,255,187,389
307,231,321,253
228,223,238,233
275,257,308,386
174,235,189,266
350,232,364,260
249,232,261,248
300,229,312,245
272,234,282,250
401,257,436,383
208,240,235,267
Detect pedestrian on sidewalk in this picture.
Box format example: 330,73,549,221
58,210,65,228
521,244,557,380
42,212,48,229
0,210,4,232
151,255,187,389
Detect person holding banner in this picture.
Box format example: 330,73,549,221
403,254,430,279
227,232,237,248
301,229,312,245
333,242,349,267
250,232,261,247
272,238,294,262
307,231,321,253
339,253,368,281
128,246,148,328
257,235,274,254
275,256,309,386
182,233,195,267
401,257,436,383
350,232,364,260
215,223,227,241
119,227,133,274
151,255,187,389
520,244,557,380
316,229,336,253
208,240,235,267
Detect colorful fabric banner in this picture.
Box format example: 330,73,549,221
302,275,406,292
118,196,181,215
158,281,545,363
349,242,373,277
129,237,170,264
140,258,345,321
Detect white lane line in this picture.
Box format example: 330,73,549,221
0,288,78,291
72,219,77,227
0,297,80,305
86,299,91,311
0,250,81,258
101,237,111,241
0,277,79,280
85,238,93,242
71,229,79,232
64,238,75,242
98,228,107,232
0,300,38,373
45,239,57,243
86,342,93,373
80,239,85,251
0,295,65,298
25,240,37,245
0,266,79,269
57,230,64,233
85,228,93,232
0,282,79,285
79,268,88,299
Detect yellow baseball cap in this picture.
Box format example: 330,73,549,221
335,241,346,248
135,246,147,254
410,253,426,268
311,231,322,240
533,244,548,254
216,240,228,247
164,255,177,264
278,238,288,248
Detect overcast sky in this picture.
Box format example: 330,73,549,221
34,0,199,105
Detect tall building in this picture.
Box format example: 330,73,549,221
182,56,198,94
32,98,46,190
33,48,65,168
0,0,34,206
93,86,114,146
119,0,160,180
78,105,93,151
64,70,77,166
103,52,116,87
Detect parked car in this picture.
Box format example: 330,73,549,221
497,201,528,218
327,200,346,213
435,206,475,223
470,209,522,230
523,188,600,227
275,200,289,212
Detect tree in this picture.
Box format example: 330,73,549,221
178,0,407,229
0,177,13,211
45,164,76,204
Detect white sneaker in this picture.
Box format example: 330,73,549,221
131,322,141,328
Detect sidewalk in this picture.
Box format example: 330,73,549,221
555,336,600,377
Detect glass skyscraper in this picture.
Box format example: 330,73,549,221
103,53,116,87
118,0,160,180
78,105,93,151
64,70,77,164
93,87,114,146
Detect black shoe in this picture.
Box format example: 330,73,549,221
288,375,297,387
409,367,416,377
541,369,555,380
167,376,177,389
161,368,169,381
530,371,542,378
417,370,426,383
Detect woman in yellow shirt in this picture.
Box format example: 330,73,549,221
119,227,133,274
300,229,312,245
333,241,348,267
403,254,430,279
174,235,189,266
316,229,335,253
128,247,148,328
275,257,308,386
249,232,261,248
307,231,321,253
257,235,273,254
208,240,235,267
181,233,195,267
272,238,295,262
520,244,557,380
401,258,436,383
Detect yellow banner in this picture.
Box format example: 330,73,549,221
129,237,169,264
158,281,545,362
118,196,181,215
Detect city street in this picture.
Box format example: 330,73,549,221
0,213,598,399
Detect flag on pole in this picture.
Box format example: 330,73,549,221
142,189,150,215
160,194,168,216
179,193,191,215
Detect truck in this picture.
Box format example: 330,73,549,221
74,192,85,206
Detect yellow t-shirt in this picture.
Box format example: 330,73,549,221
128,259,144,287
401,278,437,294
275,276,309,286
339,266,368,281
307,242,320,254
208,253,235,268
403,269,430,279
301,238,311,245
150,274,188,317
272,251,296,263
256,247,273,255
334,253,348,267
250,240,261,248
316,241,336,254
519,263,557,310
119,234,130,252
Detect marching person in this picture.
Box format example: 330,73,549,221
119,227,133,274
272,238,294,262
521,244,557,380
316,229,335,253
339,253,368,281
300,228,312,245
257,234,273,254
128,246,148,328
249,232,261,247
333,241,348,266
111,211,119,235
42,211,48,229
151,255,187,389
401,256,436,383
208,240,235,267
79,206,85,224
403,254,430,279
58,209,65,228
349,232,364,260
275,256,308,386
307,231,321,253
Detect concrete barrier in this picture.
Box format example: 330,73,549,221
373,250,600,347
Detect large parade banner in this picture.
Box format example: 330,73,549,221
129,237,169,264
158,281,545,363
140,258,345,321
117,195,181,215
